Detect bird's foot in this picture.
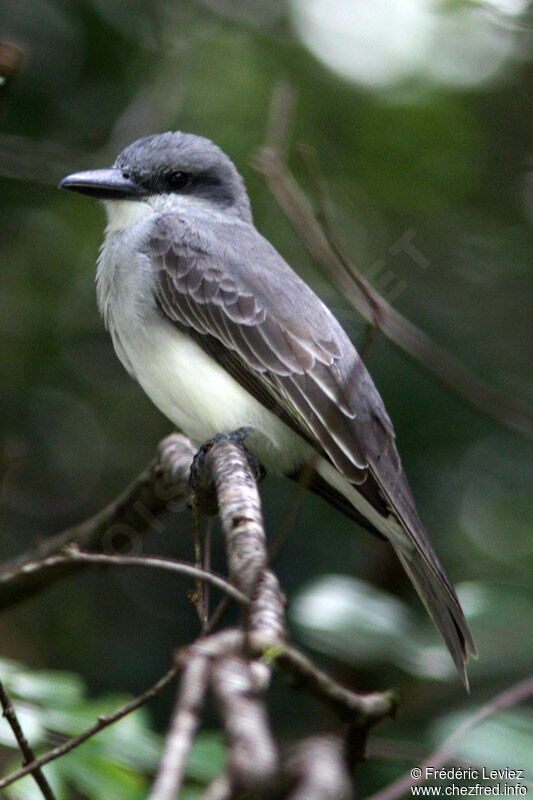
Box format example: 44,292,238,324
188,427,266,493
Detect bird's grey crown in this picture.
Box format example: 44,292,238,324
114,131,253,222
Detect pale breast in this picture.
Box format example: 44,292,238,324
96,225,310,475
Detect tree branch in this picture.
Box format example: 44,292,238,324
211,654,279,794
146,643,215,800
1,432,398,799
281,735,354,800
5,548,248,607
276,645,398,727
204,436,286,651
148,434,395,799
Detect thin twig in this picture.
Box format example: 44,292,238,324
358,322,381,361
0,655,183,792
192,508,208,630
296,143,382,327
296,143,384,364
204,595,232,635
277,644,398,725
0,679,57,800
63,548,248,605
264,81,296,163
366,676,533,800
268,452,318,566
204,519,213,624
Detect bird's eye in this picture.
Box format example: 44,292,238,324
167,171,190,190
122,171,130,180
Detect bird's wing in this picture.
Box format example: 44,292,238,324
147,213,378,484
146,213,475,682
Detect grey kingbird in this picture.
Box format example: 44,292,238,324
60,131,476,685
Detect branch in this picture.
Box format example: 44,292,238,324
5,548,248,607
276,645,398,727
205,436,268,597
204,436,286,650
0,679,57,800
282,735,354,800
194,436,282,795
172,438,396,800
366,676,533,800
211,654,279,794
2,433,397,799
201,772,232,800
148,631,243,800
253,87,533,440
0,434,196,610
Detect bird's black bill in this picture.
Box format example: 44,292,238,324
59,168,149,200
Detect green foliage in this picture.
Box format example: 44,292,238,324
290,576,533,685
0,658,225,800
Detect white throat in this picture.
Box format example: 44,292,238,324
103,199,152,235
103,193,225,236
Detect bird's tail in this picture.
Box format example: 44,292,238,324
393,541,477,689
304,458,477,686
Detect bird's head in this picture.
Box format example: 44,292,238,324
60,131,252,224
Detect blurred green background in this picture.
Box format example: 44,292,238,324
0,0,532,796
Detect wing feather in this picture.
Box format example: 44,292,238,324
148,214,369,477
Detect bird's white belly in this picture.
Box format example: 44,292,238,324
115,309,310,475
126,320,394,535
119,318,389,526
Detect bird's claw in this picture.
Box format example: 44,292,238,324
188,427,266,492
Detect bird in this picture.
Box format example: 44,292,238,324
60,131,476,686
